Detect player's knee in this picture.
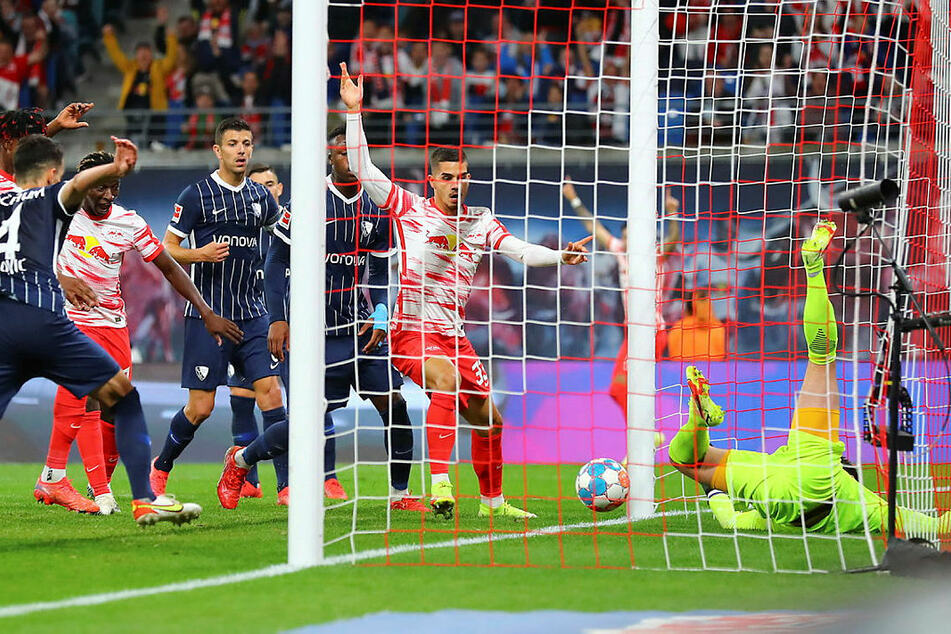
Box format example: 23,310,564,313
430,372,459,394
185,394,215,424
255,378,283,410
92,371,132,408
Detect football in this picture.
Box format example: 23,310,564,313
576,458,630,512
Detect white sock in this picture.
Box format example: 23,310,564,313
482,495,505,508
41,466,66,483
390,487,408,500
431,473,450,486
234,449,250,469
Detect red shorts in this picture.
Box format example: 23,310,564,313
391,330,490,409
54,325,132,417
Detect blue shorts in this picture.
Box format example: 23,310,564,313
326,331,402,412
181,316,279,390
0,297,119,416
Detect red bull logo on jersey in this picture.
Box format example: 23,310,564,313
66,234,115,264
172,203,183,223
425,233,457,253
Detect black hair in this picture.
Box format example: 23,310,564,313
134,41,151,51
13,134,63,181
247,163,274,177
215,117,253,145
0,108,48,145
327,124,346,144
77,151,114,172
429,146,468,174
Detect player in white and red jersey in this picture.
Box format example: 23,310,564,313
341,63,592,520
34,150,241,515
561,179,681,420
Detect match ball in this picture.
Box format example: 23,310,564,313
576,458,629,512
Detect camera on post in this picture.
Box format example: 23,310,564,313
837,178,899,223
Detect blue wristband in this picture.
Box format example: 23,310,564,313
370,303,388,333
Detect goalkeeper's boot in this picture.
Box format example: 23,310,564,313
149,458,169,497
240,481,263,498
324,477,348,500
132,494,202,527
686,366,724,428
430,480,455,519
801,219,837,275
390,495,431,513
34,478,100,514
94,492,121,516
478,501,537,520
277,486,289,506
216,446,249,510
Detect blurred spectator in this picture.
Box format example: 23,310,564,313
429,40,463,144
183,86,218,150
0,36,45,110
259,29,290,146
195,0,240,99
9,13,49,108
235,70,265,139
103,8,178,147
155,13,199,56
597,55,630,145
397,40,428,146
498,77,528,145
464,46,495,145
39,0,80,97
665,288,727,361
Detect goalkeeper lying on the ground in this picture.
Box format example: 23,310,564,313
670,219,949,535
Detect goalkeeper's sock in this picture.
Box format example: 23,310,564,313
427,393,457,485
261,407,289,491
802,220,838,365
242,419,288,466
471,429,503,498
896,506,943,535
111,389,154,500
154,408,197,472
75,410,110,496
379,398,414,492
706,489,738,529
230,395,260,486
668,404,710,467
100,421,119,481
323,413,337,481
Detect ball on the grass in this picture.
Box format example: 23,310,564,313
576,458,629,512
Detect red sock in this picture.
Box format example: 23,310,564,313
76,411,109,496
427,393,457,476
471,430,503,498
47,387,84,470
100,420,119,481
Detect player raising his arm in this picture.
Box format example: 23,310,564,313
340,62,591,520
33,151,241,515
150,118,285,496
671,220,950,535
0,135,201,525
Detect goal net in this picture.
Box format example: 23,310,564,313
299,0,946,572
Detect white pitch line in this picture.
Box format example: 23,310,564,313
0,511,682,619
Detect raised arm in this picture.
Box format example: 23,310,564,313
340,62,396,208
60,137,136,212
496,234,592,267
562,178,615,251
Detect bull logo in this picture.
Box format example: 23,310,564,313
425,233,457,253
66,234,113,264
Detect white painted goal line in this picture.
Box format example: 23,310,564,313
0,513,667,619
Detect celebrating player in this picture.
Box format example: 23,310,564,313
214,145,428,512
0,134,201,525
33,151,242,515
339,62,591,520
670,220,950,535
150,118,284,495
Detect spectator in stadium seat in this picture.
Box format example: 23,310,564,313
0,37,46,110
396,40,428,146
102,10,178,147
665,287,727,361
235,70,265,141
12,13,50,108
259,29,290,146
498,77,529,145
183,86,218,150
464,46,495,145
155,13,199,56
428,40,463,144
534,83,565,147
195,0,240,99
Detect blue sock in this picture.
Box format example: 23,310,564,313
379,398,413,491
324,413,337,481
112,389,154,500
262,407,289,490
231,395,260,486
155,408,197,472
243,419,287,466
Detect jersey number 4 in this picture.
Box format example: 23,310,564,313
0,203,22,261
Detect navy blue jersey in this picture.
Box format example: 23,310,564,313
0,181,73,313
264,182,394,334
167,171,280,320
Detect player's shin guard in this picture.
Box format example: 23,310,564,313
112,389,154,500
323,413,337,481
100,420,119,481
427,393,457,480
155,408,197,472
75,410,110,496
262,407,289,490
471,429,503,499
230,395,260,486
381,399,413,492
242,420,288,466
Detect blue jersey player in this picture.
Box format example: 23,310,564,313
0,134,204,525
215,127,429,513
151,118,286,498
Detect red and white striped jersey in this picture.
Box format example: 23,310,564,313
0,169,18,193
57,203,164,328
384,185,511,336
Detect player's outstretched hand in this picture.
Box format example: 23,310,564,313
204,312,243,346
47,102,94,137
339,62,363,111
562,235,592,265
268,321,289,362
358,321,386,352
111,136,138,177
58,275,98,311
197,241,229,262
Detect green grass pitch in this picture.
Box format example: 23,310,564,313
0,462,916,632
